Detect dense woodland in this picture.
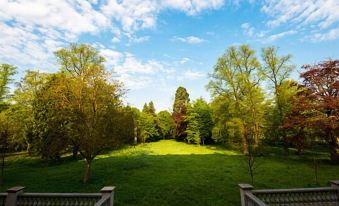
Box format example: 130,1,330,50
0,43,338,183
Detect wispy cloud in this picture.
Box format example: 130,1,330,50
180,70,205,80
241,23,254,37
172,36,205,44
265,30,297,42
260,0,339,41
0,0,224,70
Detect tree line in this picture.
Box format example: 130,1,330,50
0,43,338,183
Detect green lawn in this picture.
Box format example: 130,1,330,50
1,140,339,205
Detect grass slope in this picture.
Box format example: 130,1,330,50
1,140,339,205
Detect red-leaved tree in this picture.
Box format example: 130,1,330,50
300,60,339,163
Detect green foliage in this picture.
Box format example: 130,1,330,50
261,47,295,144
186,98,213,144
173,86,190,141
54,43,105,76
209,45,266,153
0,64,16,110
157,111,175,139
138,112,160,142
142,101,156,115
31,73,71,160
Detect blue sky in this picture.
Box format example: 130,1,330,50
0,0,338,111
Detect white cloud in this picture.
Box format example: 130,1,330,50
101,0,225,33
0,0,226,70
128,36,150,44
179,57,191,64
163,0,225,15
310,28,339,42
262,0,339,29
100,49,124,67
181,70,205,80
173,36,205,44
114,53,164,75
241,22,254,37
261,0,339,41
265,30,297,42
112,37,121,43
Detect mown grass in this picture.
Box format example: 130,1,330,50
1,140,338,206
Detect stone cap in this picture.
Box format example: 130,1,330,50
329,180,339,186
238,184,254,190
7,186,25,193
101,186,115,193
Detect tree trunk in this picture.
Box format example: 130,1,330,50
0,148,5,184
83,159,92,183
72,145,79,159
329,136,339,164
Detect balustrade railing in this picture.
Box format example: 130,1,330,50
0,193,6,206
239,180,339,206
1,186,115,206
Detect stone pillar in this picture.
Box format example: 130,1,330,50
239,184,254,206
5,186,25,206
101,186,115,206
330,180,339,189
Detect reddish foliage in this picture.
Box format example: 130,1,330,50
285,60,338,162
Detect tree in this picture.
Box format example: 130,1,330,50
283,86,316,155
0,111,20,184
10,71,49,154
301,60,339,163
208,45,266,153
55,43,126,182
138,112,159,142
186,98,213,145
54,43,105,76
261,47,295,147
31,73,71,160
186,105,201,144
157,111,175,139
0,64,16,110
172,86,190,141
210,94,232,145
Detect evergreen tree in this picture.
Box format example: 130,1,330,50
172,86,190,141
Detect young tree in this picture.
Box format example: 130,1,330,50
301,60,339,163
172,86,190,141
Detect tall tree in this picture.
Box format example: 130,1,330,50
172,86,190,141
55,43,126,182
208,45,265,153
301,60,339,163
261,47,295,146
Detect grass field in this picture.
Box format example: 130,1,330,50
1,140,339,205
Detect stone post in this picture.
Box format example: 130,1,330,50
330,180,339,189
239,184,254,206
5,186,25,206
101,186,115,206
